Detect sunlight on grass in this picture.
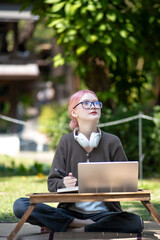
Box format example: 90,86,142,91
121,178,160,221
0,175,160,222
0,175,50,222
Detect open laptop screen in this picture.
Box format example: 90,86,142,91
78,161,138,193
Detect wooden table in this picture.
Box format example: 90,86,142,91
8,190,160,240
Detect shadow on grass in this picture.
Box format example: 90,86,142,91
122,201,160,221
0,213,19,223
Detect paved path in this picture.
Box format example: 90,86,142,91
1,221,160,239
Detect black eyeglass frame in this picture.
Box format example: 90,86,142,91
73,101,103,110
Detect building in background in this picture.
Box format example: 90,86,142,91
0,2,76,153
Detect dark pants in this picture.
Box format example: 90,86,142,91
13,197,144,233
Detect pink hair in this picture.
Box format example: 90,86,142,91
68,90,97,130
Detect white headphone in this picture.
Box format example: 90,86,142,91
73,128,101,149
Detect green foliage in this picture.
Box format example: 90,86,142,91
14,0,160,176
38,103,70,149
150,106,160,174
100,104,160,177
15,0,160,105
44,0,140,71
0,155,50,176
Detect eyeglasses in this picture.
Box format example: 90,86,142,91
73,101,103,110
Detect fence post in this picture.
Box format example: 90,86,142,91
139,111,143,181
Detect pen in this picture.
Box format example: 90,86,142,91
55,168,68,177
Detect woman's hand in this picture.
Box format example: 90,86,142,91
63,173,77,188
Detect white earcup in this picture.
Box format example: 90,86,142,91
74,129,90,148
75,132,90,148
90,132,101,148
74,128,101,148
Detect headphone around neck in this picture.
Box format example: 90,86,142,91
73,128,101,149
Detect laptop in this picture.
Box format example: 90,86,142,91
78,161,138,193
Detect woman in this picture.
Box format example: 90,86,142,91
13,90,144,233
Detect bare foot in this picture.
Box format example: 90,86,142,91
66,218,95,232
69,218,95,228
41,226,52,233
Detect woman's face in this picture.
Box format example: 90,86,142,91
72,93,101,123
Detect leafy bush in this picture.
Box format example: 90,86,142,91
150,106,160,175
100,104,160,177
0,155,50,176
38,103,70,150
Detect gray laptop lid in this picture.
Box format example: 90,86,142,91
78,161,138,193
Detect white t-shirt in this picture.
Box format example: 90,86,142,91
68,201,108,214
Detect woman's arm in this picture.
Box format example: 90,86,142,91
47,137,67,192
47,135,77,192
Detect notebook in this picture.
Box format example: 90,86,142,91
78,161,138,193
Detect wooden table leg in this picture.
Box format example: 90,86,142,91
141,201,160,225
8,204,36,240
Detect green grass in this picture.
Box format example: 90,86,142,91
0,175,59,222
121,179,160,221
0,155,160,223
0,176,160,223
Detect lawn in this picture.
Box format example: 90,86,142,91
121,178,160,221
0,154,160,223
0,176,160,223
0,175,58,222
0,154,54,222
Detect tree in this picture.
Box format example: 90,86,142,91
17,0,160,107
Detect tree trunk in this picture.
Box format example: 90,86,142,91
154,75,160,105
83,56,115,109
18,21,37,51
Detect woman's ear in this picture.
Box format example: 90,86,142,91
71,109,78,118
